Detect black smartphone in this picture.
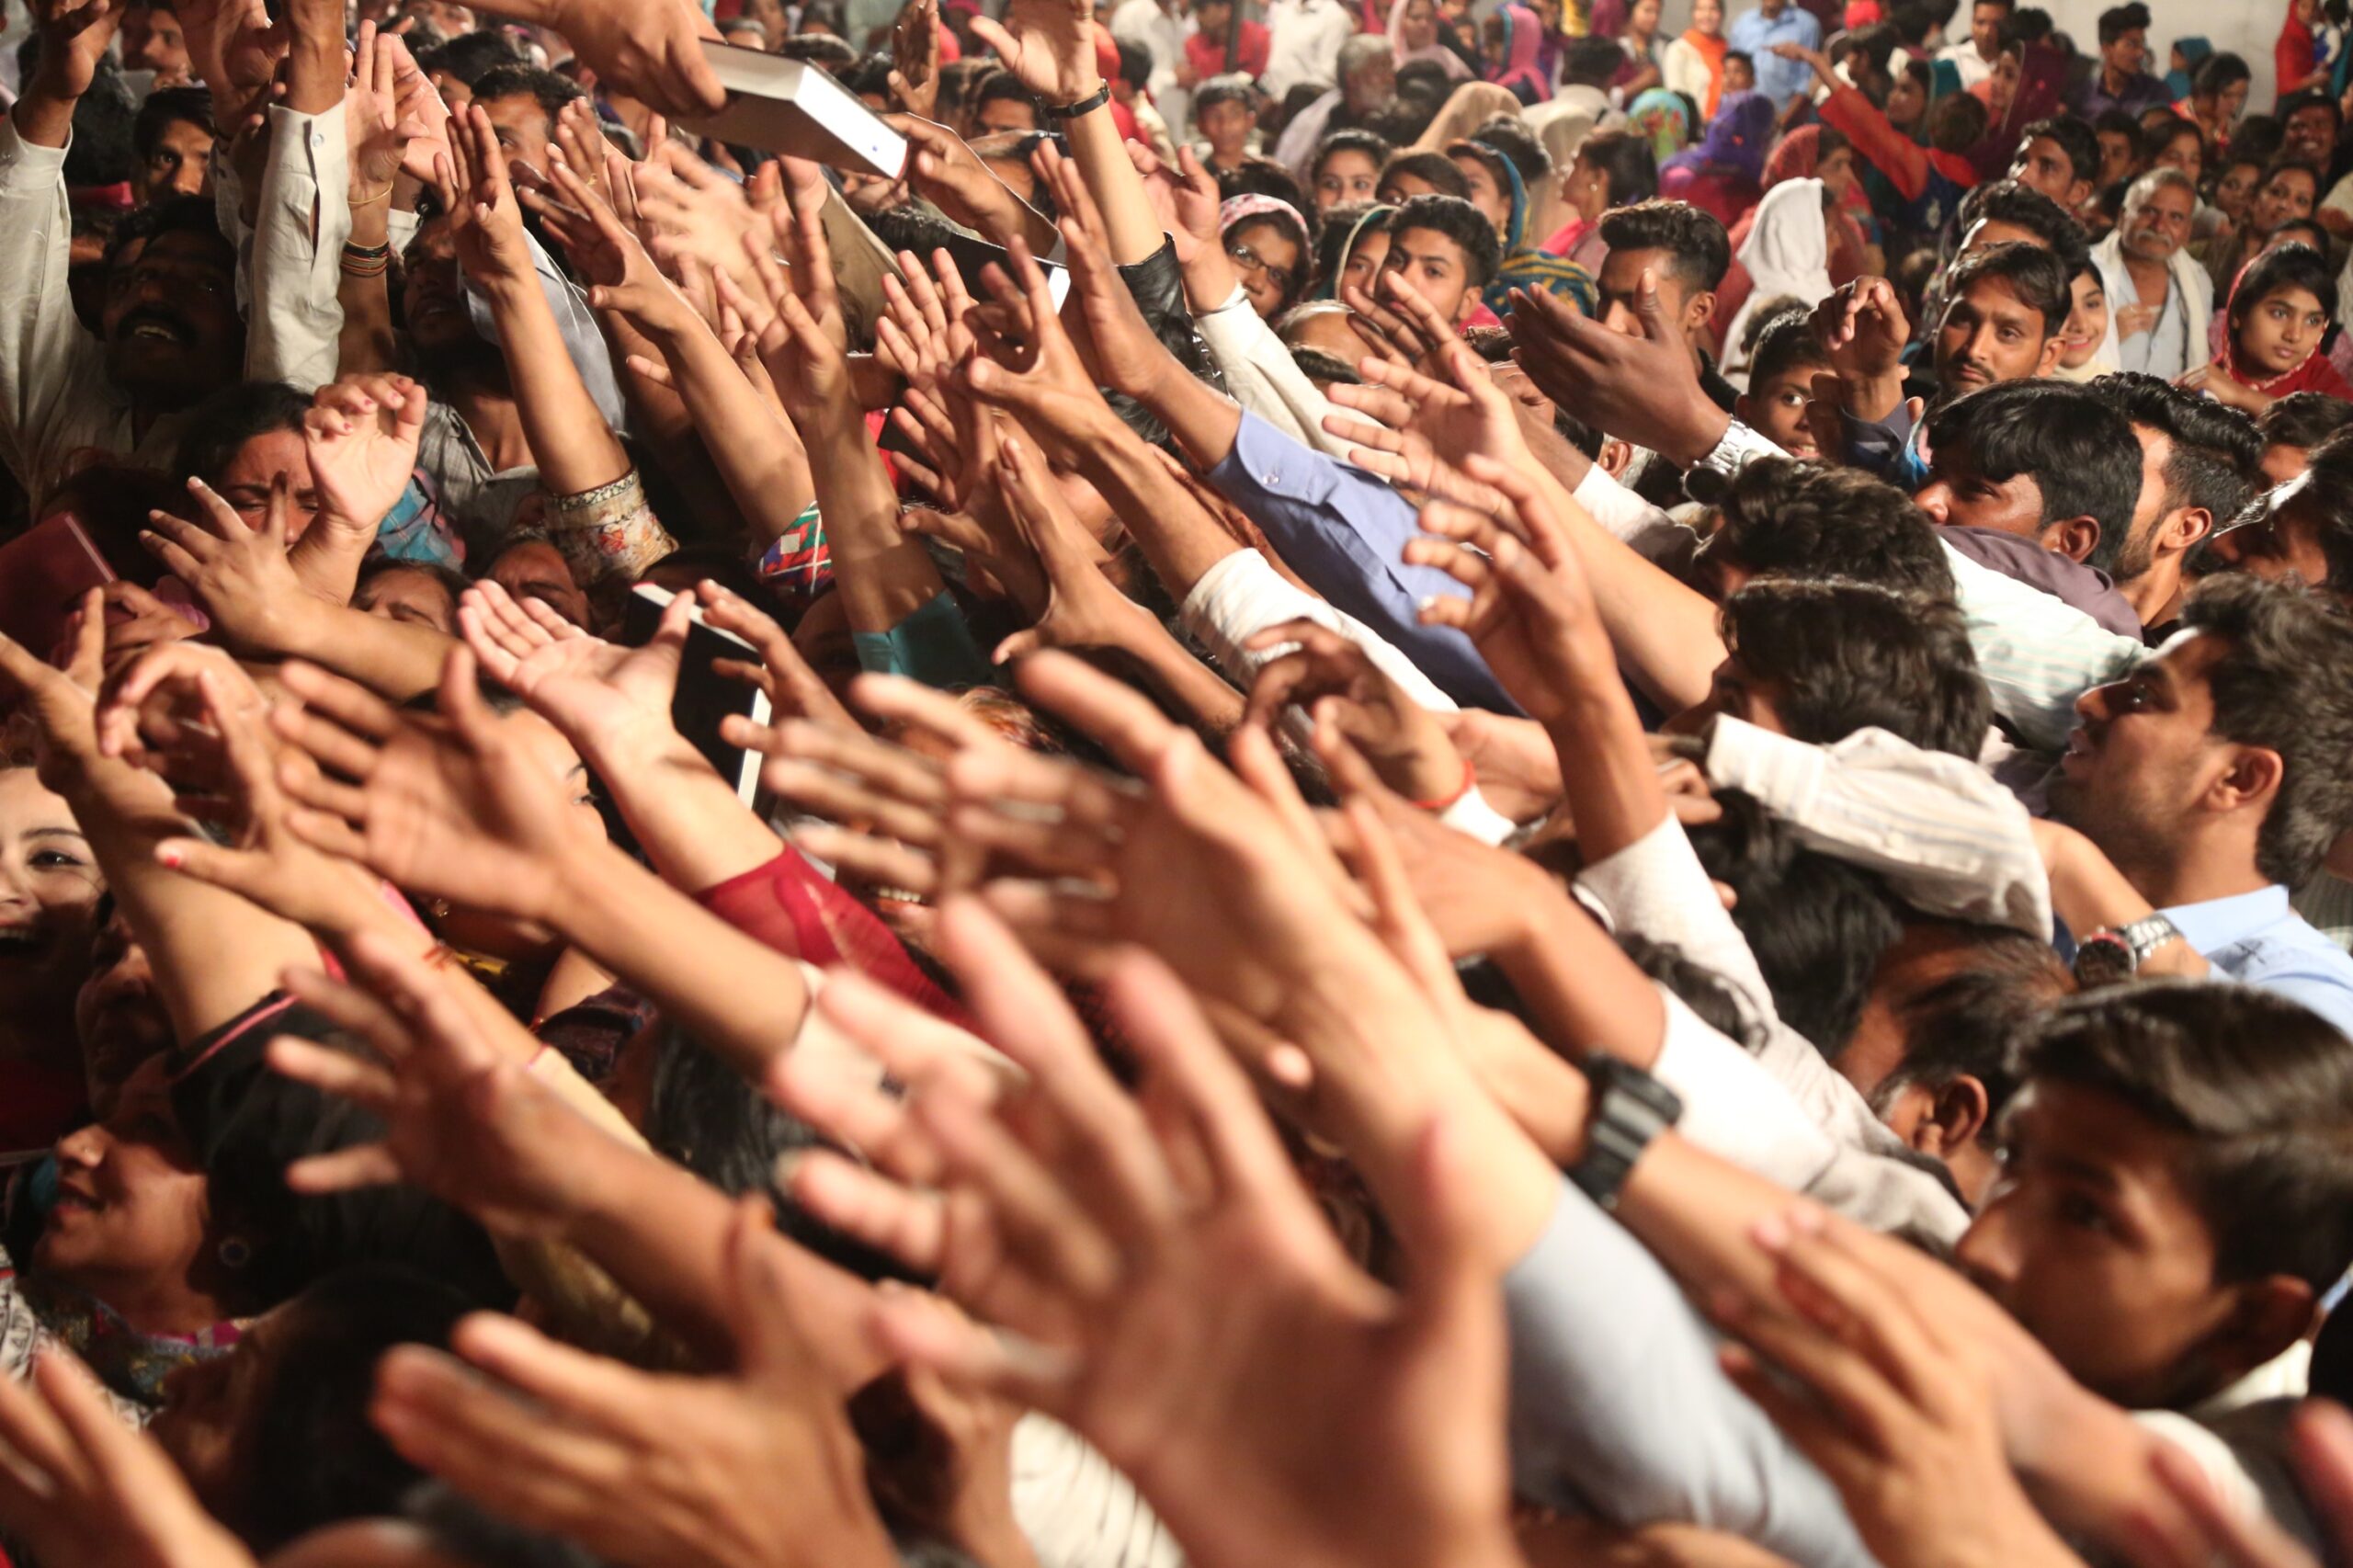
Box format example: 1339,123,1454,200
620,583,773,805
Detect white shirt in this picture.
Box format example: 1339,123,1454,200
1259,0,1357,99
1936,38,1996,89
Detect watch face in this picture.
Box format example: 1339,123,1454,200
2073,934,2134,988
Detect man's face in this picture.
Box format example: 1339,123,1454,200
2286,105,2340,167
1934,277,2057,393
1198,99,1252,155
211,429,324,544
1597,246,1708,356
2109,422,2171,584
1449,153,1513,233
1970,0,2005,58
1734,362,1823,459
477,91,557,173
1957,1079,2244,1407
2044,631,2234,875
1344,52,1395,113
121,4,191,78
1722,56,1756,93
402,221,478,360
2120,183,2194,264
2096,128,2138,187
2102,24,2147,77
2008,134,2085,209
1381,224,1475,324
1674,653,1791,733
1913,445,2051,540
2199,485,2341,600
101,229,240,410
139,117,213,204
489,540,592,629
976,94,1040,134
1313,147,1381,210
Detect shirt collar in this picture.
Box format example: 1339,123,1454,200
2161,884,2291,954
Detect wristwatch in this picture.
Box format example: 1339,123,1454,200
2071,912,2185,987
1048,81,1111,120
1568,1056,1683,1211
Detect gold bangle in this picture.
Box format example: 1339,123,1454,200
352,183,395,206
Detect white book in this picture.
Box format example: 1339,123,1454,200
683,40,909,178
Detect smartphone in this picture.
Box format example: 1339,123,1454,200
0,513,117,653
620,583,773,806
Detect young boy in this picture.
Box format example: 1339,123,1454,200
1733,308,1835,459
1379,193,1502,328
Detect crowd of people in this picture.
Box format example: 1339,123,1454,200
8,0,2353,1562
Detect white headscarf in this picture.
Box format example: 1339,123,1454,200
1720,176,1835,390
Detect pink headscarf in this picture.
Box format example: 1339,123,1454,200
1388,0,1472,78
1485,2,1552,101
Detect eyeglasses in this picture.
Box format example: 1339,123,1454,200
1226,241,1276,278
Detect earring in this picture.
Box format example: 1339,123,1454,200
217,1237,253,1270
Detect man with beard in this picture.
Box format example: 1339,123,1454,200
2085,373,2262,635
2040,574,2353,1032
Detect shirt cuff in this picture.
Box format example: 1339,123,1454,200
1653,990,1839,1191
1693,415,1785,480
1703,715,1827,817
1438,783,1519,844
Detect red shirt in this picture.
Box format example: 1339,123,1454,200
1186,20,1270,81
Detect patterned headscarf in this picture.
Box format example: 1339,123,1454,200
1628,86,1693,163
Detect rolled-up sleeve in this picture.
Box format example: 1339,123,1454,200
0,117,123,499
1203,411,1520,713
247,103,351,390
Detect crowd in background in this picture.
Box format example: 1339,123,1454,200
11,0,2353,1564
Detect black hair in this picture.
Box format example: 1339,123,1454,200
1958,177,2089,277
1720,577,1993,758
1746,306,1834,389
468,62,587,119
1193,77,1256,119
1721,47,1754,74
1572,125,1660,210
2178,572,2353,886
1870,923,2073,1142
1216,158,1312,217
2095,1,2148,46
2008,6,2051,42
1563,34,1626,86
173,380,312,487
132,84,214,167
1312,127,1393,187
1618,933,1765,1052
1941,239,2072,337
2018,983,2353,1291
1310,199,1392,287
2092,107,2145,160
2258,390,2353,452
2227,241,2338,342
2086,371,2262,570
66,59,139,187
416,28,526,87
1599,198,1732,291
863,201,969,258
1388,192,1502,289
842,51,897,99
1469,115,1552,185
2234,113,2287,166
1378,147,1470,199
972,65,1041,122
1710,454,1957,600
2277,87,2342,144
1114,39,1151,89
240,1265,476,1552
1686,790,1905,1057
776,32,858,74
2018,114,2100,189
1288,345,1364,384
1924,379,2143,573
2191,51,2250,100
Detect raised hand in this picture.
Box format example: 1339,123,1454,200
540,147,700,337
0,1348,256,1568
138,476,328,656
1810,277,1912,387
438,102,535,288
539,0,726,121
692,579,858,732
385,33,453,185
1716,1208,2088,1568
267,648,600,925
631,142,765,297
967,0,1099,105
1243,619,1466,804
797,896,1521,1568
985,431,1151,661
1124,140,1222,267
346,21,430,202
1033,141,1177,404
26,0,122,106
304,372,428,540
961,239,1127,461
371,1200,902,1568
1508,272,1729,468
457,578,691,762
266,928,601,1233
889,0,941,118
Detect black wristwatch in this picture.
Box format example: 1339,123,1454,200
1568,1055,1683,1211
1049,81,1111,120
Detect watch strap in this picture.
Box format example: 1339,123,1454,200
1567,1057,1683,1211
1050,82,1111,119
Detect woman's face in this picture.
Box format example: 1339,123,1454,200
2253,167,2319,232
1338,225,1392,295
2239,283,2331,375
2211,161,2261,222
1227,218,1303,318
1817,143,1857,202
2155,127,2202,186
2060,270,2108,369
1314,147,1382,210
1450,153,1513,231
353,566,459,635
1692,0,1722,33
1399,0,1437,50
34,1062,210,1292
2216,80,2249,128
1629,0,1659,36
1885,70,1926,127
1986,50,2021,116
1563,152,1609,220
0,767,103,1027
